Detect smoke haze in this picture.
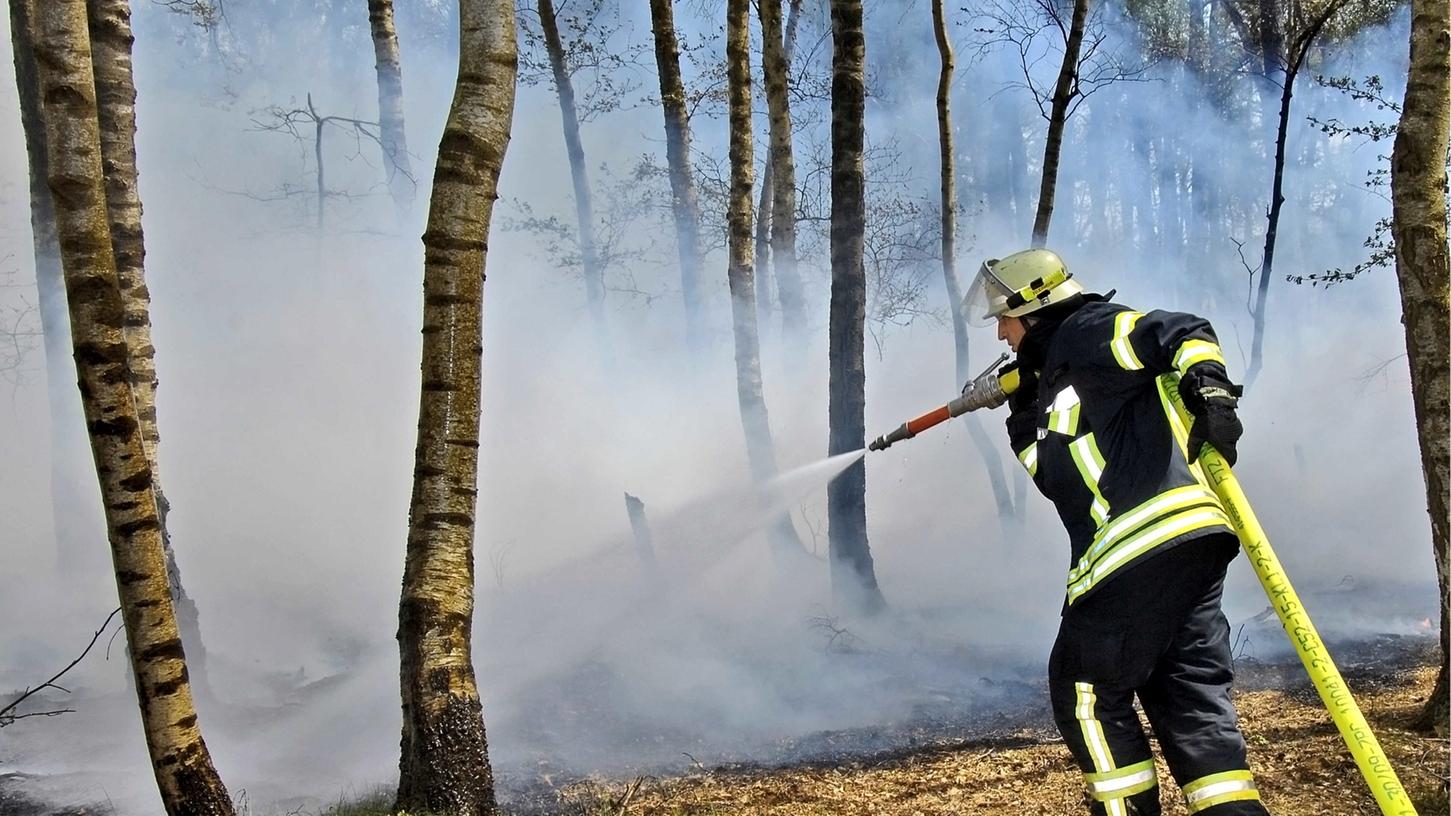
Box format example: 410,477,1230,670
0,2,1434,813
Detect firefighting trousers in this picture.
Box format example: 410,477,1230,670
1048,534,1269,816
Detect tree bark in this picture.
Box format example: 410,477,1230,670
367,0,414,211
1390,0,1450,736
395,1,516,813
933,0,1014,520
726,0,804,558
760,0,804,334
9,0,99,576
87,0,211,700
538,0,606,338
828,0,884,615
648,0,705,351
1030,0,1089,248
31,1,232,811
1245,0,1344,386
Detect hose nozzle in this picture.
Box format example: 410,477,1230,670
869,354,1019,452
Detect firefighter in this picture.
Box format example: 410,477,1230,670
963,248,1269,816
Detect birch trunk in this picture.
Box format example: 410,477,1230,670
726,0,803,558
31,1,231,811
8,0,98,575
1389,0,1450,735
1030,0,1089,248
538,0,606,337
828,0,884,615
87,0,210,698
368,0,414,211
648,0,704,350
932,0,1015,521
759,0,804,333
395,1,516,812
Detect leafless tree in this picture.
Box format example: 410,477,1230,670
1243,0,1350,386
251,93,388,230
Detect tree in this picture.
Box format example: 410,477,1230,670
88,0,212,699
648,0,706,350
827,0,884,615
971,0,1147,247
1032,0,1090,248
1389,0,1449,736
725,0,806,559
252,94,387,231
7,0,97,576
759,0,806,334
394,0,516,812
535,0,607,341
367,0,415,211
29,0,232,811
1243,0,1350,386
932,0,1015,522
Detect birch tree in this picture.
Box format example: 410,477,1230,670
395,0,517,812
30,0,231,810
726,0,805,559
367,0,414,211
87,0,212,697
1389,0,1450,735
828,0,884,615
648,0,705,350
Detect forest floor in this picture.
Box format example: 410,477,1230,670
537,637,1448,816
1,637,1445,816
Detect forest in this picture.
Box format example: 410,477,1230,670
0,0,1446,814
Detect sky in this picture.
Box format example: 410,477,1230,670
0,1,1435,812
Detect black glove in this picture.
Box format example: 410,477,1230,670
1179,364,1243,466
1001,361,1039,449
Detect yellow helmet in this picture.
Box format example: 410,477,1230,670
964,249,1084,326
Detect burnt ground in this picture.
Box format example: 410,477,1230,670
528,636,1449,816
0,635,1445,816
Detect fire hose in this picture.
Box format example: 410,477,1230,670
870,365,1419,816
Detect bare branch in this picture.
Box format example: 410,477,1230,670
1,608,122,728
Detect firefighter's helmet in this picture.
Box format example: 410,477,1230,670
963,248,1084,326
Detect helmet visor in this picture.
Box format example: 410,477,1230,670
963,263,1011,327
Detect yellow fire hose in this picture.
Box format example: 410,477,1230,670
1165,377,1419,815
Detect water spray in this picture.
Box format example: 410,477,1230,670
867,359,1419,815
868,353,1016,452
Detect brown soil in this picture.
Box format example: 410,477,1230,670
555,665,1448,816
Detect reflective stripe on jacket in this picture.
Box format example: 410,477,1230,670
1007,301,1235,606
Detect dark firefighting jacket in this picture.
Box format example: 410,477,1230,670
1007,297,1236,607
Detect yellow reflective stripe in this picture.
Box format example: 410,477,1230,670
1018,442,1039,477
1110,312,1145,371
1173,339,1226,374
1084,759,1157,801
1182,769,1255,796
1069,433,1111,527
1188,788,1261,813
1048,386,1081,436
1183,770,1259,813
1074,683,1128,816
1068,506,1231,603
1068,484,1220,582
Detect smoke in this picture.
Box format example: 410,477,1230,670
0,1,1435,813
